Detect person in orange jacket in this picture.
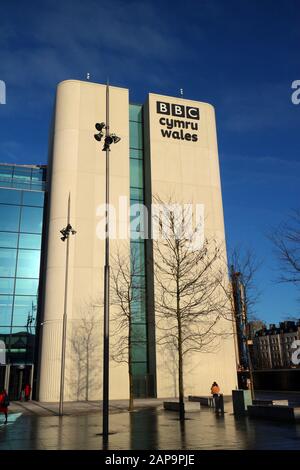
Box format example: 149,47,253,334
211,381,222,412
211,381,220,395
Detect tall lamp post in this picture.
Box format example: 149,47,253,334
59,193,76,416
94,84,121,443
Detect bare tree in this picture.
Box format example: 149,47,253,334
270,209,300,285
153,198,230,420
70,302,102,401
221,247,262,395
228,247,261,319
110,245,145,411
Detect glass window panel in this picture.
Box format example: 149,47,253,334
131,362,147,375
0,278,15,295
30,182,44,191
130,159,143,188
131,295,146,322
130,122,143,149
0,329,11,342
0,181,11,188
130,149,143,160
31,168,45,182
0,232,18,248
0,205,20,231
0,295,13,326
19,234,42,250
15,278,39,296
130,188,144,201
13,296,38,326
131,342,147,362
131,324,147,342
130,242,145,275
17,250,41,278
132,275,146,289
129,105,143,123
0,248,17,277
0,188,21,205
20,206,43,233
22,191,44,207
130,204,147,240
13,167,32,180
0,165,13,177
12,181,30,189
10,330,28,345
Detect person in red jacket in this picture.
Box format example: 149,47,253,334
24,384,31,401
0,389,9,424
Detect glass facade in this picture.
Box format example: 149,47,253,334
0,164,46,365
129,104,149,395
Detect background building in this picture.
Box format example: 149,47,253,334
253,320,300,369
0,163,46,399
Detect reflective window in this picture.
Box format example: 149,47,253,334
0,328,11,340
0,188,21,205
19,234,42,250
0,295,13,326
129,104,143,123
0,205,20,231
31,168,45,182
131,362,147,375
22,191,44,207
130,242,145,274
131,324,147,342
0,278,15,295
132,275,146,289
130,122,143,149
0,166,13,178
13,296,37,326
131,295,146,322
30,182,44,191
130,159,143,188
13,167,32,184
131,342,147,362
0,248,17,277
17,250,41,278
130,203,147,240
20,206,43,233
15,278,39,296
0,232,18,248
130,188,144,202
130,149,143,160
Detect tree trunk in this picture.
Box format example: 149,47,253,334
177,257,185,420
86,345,89,401
128,329,134,411
129,370,134,411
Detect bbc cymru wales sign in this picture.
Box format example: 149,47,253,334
156,101,199,142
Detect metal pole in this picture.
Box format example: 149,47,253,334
59,193,71,416
102,83,110,442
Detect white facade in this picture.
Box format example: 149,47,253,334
38,80,238,402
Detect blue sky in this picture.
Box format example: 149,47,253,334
0,0,299,324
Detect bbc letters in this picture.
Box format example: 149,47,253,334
157,101,199,142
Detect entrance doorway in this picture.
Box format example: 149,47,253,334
0,364,34,400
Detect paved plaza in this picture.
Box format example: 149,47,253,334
0,392,300,450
